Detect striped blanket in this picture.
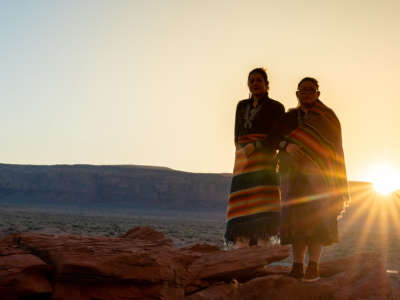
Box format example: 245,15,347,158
225,133,280,244
285,100,350,216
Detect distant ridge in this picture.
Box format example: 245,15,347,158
0,163,372,212
0,163,172,170
0,163,231,212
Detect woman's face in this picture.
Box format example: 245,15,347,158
248,72,267,98
296,80,320,107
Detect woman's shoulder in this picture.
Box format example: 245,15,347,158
286,107,300,114
236,98,251,109
266,98,285,113
268,97,284,108
237,98,251,105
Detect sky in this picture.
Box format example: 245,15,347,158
1,0,399,182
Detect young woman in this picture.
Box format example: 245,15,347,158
225,68,285,248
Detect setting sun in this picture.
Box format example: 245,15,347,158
366,164,400,195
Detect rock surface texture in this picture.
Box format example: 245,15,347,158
0,226,397,300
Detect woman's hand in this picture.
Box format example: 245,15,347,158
242,143,255,157
286,143,306,164
286,143,301,155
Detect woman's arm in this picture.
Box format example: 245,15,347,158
234,102,240,146
264,109,296,151
254,102,286,151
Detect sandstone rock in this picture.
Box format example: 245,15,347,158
0,236,51,300
51,281,184,300
120,226,173,247
192,253,393,300
13,232,184,283
185,282,240,300
0,227,395,300
180,243,221,254
187,246,290,282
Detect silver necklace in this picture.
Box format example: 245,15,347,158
244,100,263,129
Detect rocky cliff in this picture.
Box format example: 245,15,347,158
0,164,231,211
0,163,372,212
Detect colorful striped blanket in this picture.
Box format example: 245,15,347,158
226,133,280,222
285,100,350,216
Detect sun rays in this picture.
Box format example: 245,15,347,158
365,164,400,195
344,163,400,269
339,183,400,271
285,181,400,271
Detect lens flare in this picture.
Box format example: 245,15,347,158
366,164,400,195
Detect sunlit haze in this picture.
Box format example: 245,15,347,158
365,164,400,195
1,1,400,181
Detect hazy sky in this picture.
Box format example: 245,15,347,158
1,0,399,181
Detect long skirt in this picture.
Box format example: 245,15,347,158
225,141,280,246
279,152,338,246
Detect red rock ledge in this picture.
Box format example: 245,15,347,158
0,226,395,300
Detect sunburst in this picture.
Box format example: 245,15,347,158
365,164,400,195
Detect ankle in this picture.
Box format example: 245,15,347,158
289,262,304,279
293,262,304,268
303,260,320,282
308,261,319,269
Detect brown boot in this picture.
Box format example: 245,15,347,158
288,262,304,279
302,261,320,282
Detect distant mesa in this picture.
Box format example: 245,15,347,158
0,163,370,212
0,163,230,211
